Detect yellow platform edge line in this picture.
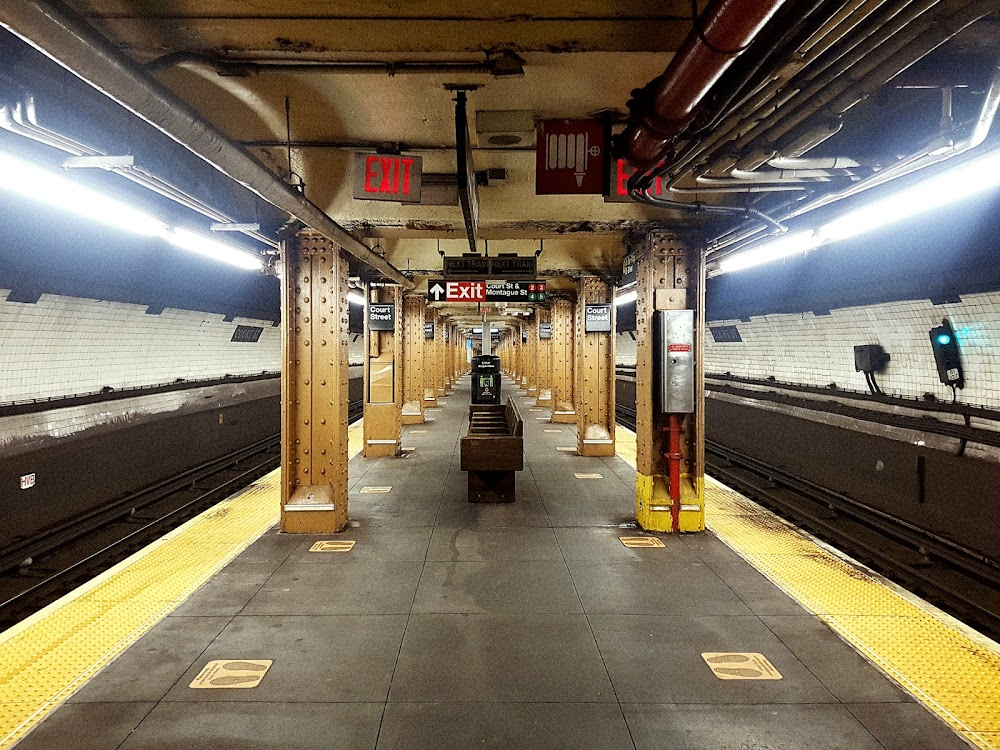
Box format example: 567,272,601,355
614,424,1000,750
1,417,365,749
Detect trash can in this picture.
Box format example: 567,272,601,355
471,355,501,405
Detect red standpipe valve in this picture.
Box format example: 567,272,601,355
663,414,684,533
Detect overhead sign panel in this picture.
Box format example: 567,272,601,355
536,119,607,195
353,153,422,202
427,280,546,304
442,255,537,278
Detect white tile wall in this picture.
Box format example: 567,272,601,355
0,290,280,403
705,291,1000,409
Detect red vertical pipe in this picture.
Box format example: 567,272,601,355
667,414,683,533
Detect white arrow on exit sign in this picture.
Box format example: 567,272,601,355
429,282,445,301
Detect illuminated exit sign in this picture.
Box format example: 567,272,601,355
353,153,423,203
606,157,665,203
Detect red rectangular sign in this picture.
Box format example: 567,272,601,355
536,119,607,195
428,280,486,303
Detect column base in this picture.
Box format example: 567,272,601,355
551,410,576,424
364,440,400,458
281,484,349,533
578,440,615,457
401,411,424,425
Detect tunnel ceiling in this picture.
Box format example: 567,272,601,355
3,0,1000,292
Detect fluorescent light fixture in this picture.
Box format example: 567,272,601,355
161,227,263,270
0,148,166,236
820,148,1000,242
615,290,638,306
718,230,822,274
0,149,265,271
716,147,1000,274
347,292,366,306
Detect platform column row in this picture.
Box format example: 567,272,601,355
575,277,616,457
549,298,576,424
363,283,403,458
535,306,552,407
401,293,426,425
279,230,350,533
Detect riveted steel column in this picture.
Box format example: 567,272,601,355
423,309,439,408
401,293,426,425
525,315,539,397
576,277,616,457
550,298,576,423
280,231,349,533
634,232,705,533
363,284,402,458
434,310,448,397
536,307,552,407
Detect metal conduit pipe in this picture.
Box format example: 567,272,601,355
707,56,1000,257
734,0,972,151
767,156,870,169
660,0,900,187
0,0,413,288
618,0,793,171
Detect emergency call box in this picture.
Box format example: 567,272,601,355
658,309,695,414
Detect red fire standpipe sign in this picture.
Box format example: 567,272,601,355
535,119,607,195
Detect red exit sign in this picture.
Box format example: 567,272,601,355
352,153,423,203
606,158,666,203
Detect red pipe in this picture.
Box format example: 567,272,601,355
620,0,791,170
666,415,683,534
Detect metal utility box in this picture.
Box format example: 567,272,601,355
658,309,695,413
471,355,501,405
854,344,890,374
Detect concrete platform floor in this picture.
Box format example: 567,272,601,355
15,378,970,750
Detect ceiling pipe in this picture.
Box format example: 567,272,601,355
616,0,793,172
0,0,414,288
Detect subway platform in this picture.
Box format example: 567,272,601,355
3,377,997,749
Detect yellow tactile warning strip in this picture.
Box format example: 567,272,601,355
615,424,1000,750
0,418,368,749
0,470,281,749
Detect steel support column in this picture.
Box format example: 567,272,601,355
363,284,402,458
401,293,426,425
280,231,349,533
525,315,539,397
634,233,705,533
550,298,576,424
576,277,616,456
435,310,448,397
423,309,439,408
536,307,553,407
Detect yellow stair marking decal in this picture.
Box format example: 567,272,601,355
614,424,1000,750
0,418,367,749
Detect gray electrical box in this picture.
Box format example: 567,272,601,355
658,309,695,413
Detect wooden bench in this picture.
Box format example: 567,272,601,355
460,397,524,503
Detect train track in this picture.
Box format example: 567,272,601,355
615,408,1000,640
0,401,363,628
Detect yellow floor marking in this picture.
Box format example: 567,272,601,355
360,486,392,494
620,536,665,548
0,417,368,749
189,659,272,689
702,652,782,680
309,540,356,553
614,424,1000,749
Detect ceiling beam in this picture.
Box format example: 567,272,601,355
0,0,414,288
